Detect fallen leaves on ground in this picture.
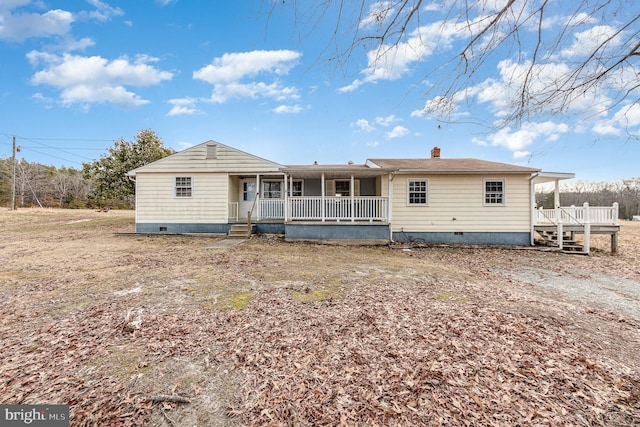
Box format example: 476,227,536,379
1,210,639,425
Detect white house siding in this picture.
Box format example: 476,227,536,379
390,174,532,232
135,172,228,223
130,142,283,174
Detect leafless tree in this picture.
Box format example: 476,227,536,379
265,0,640,129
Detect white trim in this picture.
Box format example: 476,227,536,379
174,176,193,198
406,178,429,206
262,179,283,199
289,179,304,197
483,178,505,206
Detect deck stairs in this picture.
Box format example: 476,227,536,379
535,229,586,254
228,224,252,238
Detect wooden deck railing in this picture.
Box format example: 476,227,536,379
535,202,619,226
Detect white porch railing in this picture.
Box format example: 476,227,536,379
535,202,619,226
257,196,389,222
259,199,285,220
228,202,239,221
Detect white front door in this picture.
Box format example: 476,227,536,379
239,178,256,220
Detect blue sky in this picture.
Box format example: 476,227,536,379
0,0,638,182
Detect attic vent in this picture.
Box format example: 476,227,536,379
206,144,217,159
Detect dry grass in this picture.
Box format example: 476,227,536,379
0,209,639,426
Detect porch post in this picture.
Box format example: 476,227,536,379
556,202,563,251
583,202,590,254
388,173,394,240
530,176,536,246
350,174,355,222
321,173,326,222
256,174,260,221
554,179,562,250
611,202,619,254
283,172,288,222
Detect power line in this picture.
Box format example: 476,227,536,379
0,132,115,143
0,132,112,164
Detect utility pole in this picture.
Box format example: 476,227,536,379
10,136,16,210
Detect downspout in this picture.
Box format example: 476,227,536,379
529,172,539,246
388,171,395,242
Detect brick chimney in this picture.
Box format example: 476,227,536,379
431,146,441,159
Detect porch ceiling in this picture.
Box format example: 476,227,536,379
281,165,393,179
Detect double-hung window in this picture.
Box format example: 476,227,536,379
290,180,303,197
484,179,505,205
175,176,192,198
407,179,428,205
262,181,282,199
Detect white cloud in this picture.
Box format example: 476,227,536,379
272,104,303,114
77,0,124,22
339,19,468,92
61,37,95,51
359,2,395,29
178,141,194,149
473,121,570,152
193,50,301,104
513,150,531,159
32,92,54,108
352,119,375,132
385,125,409,139
593,103,640,136
0,1,123,42
194,50,300,84
0,8,74,42
209,81,299,104
366,140,381,147
167,97,202,116
560,25,621,59
27,51,173,108
375,115,399,126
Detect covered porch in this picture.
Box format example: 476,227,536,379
532,172,620,254
228,164,393,224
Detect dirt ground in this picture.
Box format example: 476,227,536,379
0,209,638,426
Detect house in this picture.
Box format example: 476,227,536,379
127,141,619,252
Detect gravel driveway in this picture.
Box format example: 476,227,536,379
497,265,640,320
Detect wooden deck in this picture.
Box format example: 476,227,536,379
534,203,619,254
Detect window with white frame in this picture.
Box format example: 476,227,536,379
290,180,303,197
484,179,505,205
262,181,282,199
175,176,192,198
407,179,428,205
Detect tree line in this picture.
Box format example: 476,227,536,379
0,129,173,210
1,128,638,219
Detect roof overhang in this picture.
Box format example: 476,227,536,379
532,171,575,185
280,166,394,179
394,169,540,175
